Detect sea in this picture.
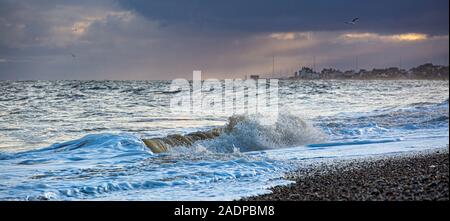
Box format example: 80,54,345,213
0,80,448,200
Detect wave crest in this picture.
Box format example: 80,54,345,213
143,113,326,153
215,113,326,152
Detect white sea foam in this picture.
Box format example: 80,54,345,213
192,113,326,153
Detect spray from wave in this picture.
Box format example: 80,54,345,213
143,113,326,153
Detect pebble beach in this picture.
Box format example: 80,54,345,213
244,149,449,201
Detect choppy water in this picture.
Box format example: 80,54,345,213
0,80,448,200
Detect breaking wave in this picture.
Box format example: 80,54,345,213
197,113,326,152
6,99,447,157
140,99,449,153
144,113,326,153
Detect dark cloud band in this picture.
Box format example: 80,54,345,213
119,0,449,35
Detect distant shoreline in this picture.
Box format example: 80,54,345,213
243,148,449,201
1,64,449,82
252,63,449,81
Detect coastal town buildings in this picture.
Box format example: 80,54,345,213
287,63,448,80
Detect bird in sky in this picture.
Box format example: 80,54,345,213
71,53,76,58
345,17,360,25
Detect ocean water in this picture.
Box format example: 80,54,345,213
0,80,448,200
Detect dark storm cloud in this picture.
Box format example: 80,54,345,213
119,0,449,35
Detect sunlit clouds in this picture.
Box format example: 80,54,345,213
71,20,92,36
71,12,134,36
269,32,313,41
391,33,428,41
342,32,431,42
269,33,296,40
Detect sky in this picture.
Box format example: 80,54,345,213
0,0,448,80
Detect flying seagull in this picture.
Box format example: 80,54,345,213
71,53,76,58
345,17,360,25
